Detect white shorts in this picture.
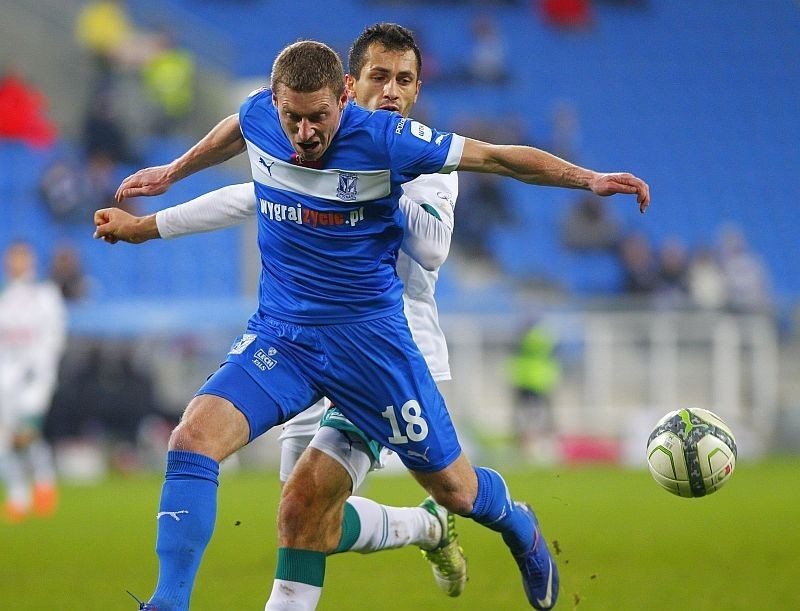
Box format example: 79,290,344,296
279,421,385,492
308,427,378,493
278,398,329,443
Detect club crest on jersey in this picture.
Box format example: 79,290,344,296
252,348,277,371
336,172,358,201
229,333,257,355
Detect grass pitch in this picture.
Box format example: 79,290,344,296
2,458,798,610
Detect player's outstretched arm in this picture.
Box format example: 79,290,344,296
115,114,246,203
458,138,650,213
156,183,256,239
95,183,257,244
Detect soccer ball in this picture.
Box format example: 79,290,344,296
646,408,737,497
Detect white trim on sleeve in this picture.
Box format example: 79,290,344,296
440,134,465,173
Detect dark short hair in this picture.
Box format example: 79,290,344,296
271,40,345,95
348,23,422,80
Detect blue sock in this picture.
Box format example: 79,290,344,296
149,450,220,611
467,467,535,556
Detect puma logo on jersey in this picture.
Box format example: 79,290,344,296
258,157,275,176
157,510,189,522
407,447,431,463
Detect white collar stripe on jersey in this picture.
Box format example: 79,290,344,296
245,139,392,202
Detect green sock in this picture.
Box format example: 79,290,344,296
332,501,361,554
275,548,326,587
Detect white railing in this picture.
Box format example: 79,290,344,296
440,309,779,458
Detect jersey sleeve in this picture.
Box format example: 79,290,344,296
239,87,274,144
385,115,465,177
398,194,452,271
156,182,257,239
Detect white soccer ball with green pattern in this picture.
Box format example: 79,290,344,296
646,408,737,497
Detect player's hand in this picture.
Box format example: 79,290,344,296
115,164,173,203
93,207,158,244
589,172,650,213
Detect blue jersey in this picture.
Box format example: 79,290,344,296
238,89,464,326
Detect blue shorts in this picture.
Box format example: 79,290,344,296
197,312,461,472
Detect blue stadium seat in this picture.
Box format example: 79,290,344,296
6,2,800,305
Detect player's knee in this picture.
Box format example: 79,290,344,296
416,459,479,515
168,420,206,453
167,396,249,460
168,419,236,462
429,487,476,515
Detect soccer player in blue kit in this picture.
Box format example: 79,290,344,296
99,23,470,602
112,39,649,611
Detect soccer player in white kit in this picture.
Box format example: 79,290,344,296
97,23,468,599
0,241,66,522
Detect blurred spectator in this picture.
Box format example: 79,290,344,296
411,27,443,85
46,341,168,471
547,99,581,160
0,242,66,522
74,0,134,78
561,193,621,252
540,0,594,29
0,70,57,148
82,90,136,163
619,232,659,295
687,247,726,310
456,114,525,146
39,152,124,224
142,30,196,132
39,158,87,223
86,152,129,210
654,237,689,306
717,224,772,313
507,319,560,461
465,15,509,84
453,173,515,263
49,243,89,301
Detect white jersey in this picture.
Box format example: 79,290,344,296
156,172,458,441
398,172,457,382
0,279,66,437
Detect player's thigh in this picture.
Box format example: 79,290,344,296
319,313,462,473
170,392,250,461
308,425,375,493
283,447,353,509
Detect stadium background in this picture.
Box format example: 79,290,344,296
1,1,799,609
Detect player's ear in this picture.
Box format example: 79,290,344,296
338,88,349,109
344,74,357,101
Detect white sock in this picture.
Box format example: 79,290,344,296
346,496,441,553
27,439,56,485
264,579,322,610
3,449,30,508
